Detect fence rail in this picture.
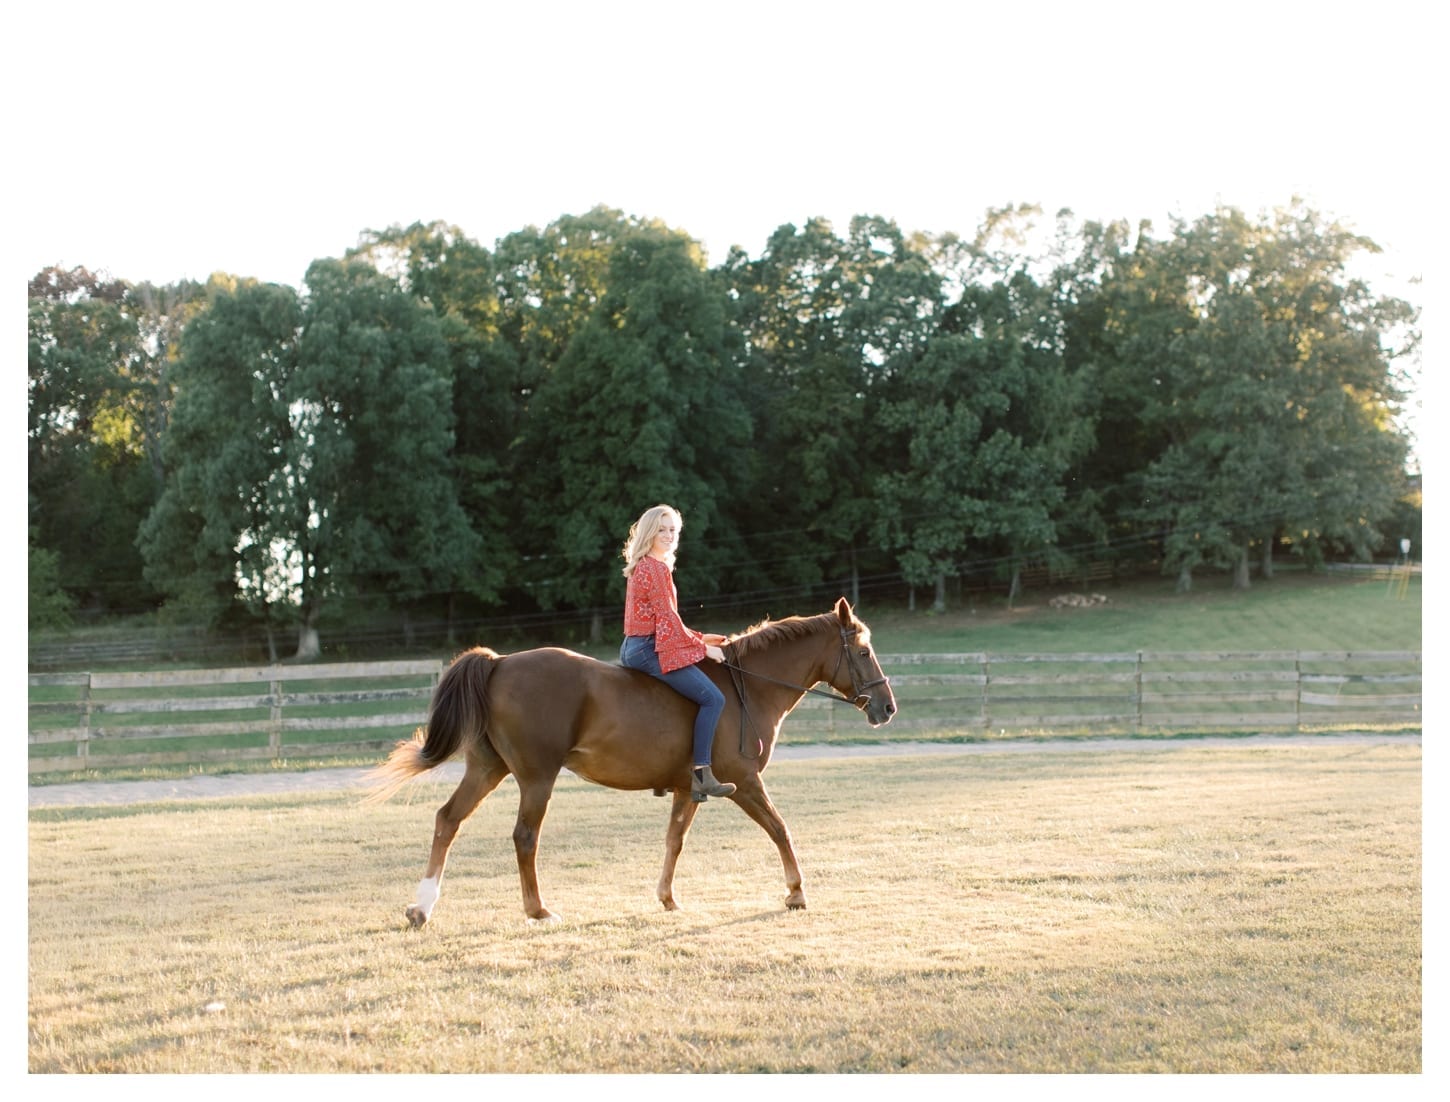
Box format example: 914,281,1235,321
27,651,1421,775
788,650,1421,739
27,660,443,775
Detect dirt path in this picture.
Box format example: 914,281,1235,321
27,733,1418,809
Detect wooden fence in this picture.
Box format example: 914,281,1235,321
27,660,442,775
787,650,1421,739
27,651,1421,776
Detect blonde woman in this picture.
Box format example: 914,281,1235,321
619,504,735,801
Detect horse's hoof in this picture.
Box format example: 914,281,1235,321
659,897,678,911
526,909,560,925
405,904,429,929
785,894,807,911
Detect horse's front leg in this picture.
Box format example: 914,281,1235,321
730,778,806,910
657,788,701,910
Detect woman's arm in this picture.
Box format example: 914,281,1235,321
643,559,708,671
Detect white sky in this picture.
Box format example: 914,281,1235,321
7,0,1431,299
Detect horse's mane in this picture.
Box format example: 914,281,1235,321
727,608,867,660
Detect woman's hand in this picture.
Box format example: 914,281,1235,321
701,633,728,646
704,645,725,663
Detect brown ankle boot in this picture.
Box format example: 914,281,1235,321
691,764,735,802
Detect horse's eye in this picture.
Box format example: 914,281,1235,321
860,650,871,658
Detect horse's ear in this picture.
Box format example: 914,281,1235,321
834,597,853,624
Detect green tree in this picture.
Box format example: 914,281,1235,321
137,276,305,642
27,267,161,614
28,528,74,629
292,258,479,651
875,208,1094,610
348,223,520,618
513,219,751,637
724,218,858,597
140,261,477,656
726,215,939,604
1101,204,1415,590
492,206,639,400
125,279,205,490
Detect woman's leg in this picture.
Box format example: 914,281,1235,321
620,635,658,672
621,638,726,767
659,663,726,765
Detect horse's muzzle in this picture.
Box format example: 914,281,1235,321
858,689,897,727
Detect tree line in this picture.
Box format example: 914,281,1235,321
27,202,1420,656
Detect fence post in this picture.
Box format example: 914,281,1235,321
1135,650,1144,732
1294,651,1303,732
269,671,283,759
79,673,93,770
983,654,992,732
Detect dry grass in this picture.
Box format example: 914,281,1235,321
28,741,1420,1073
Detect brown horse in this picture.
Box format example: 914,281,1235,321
367,597,896,925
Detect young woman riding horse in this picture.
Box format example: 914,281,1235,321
368,541,897,927
618,504,735,803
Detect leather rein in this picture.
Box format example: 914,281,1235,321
720,627,890,758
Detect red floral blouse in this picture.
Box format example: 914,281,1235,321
623,555,707,673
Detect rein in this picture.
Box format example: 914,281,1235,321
719,661,866,706
722,629,890,757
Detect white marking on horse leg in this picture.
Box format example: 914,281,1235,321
415,876,440,920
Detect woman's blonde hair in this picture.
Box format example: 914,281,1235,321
621,504,682,576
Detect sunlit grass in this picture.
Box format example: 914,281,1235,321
28,742,1421,1073
855,572,1420,655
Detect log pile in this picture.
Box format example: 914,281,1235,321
1048,593,1109,609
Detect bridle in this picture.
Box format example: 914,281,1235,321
721,626,892,757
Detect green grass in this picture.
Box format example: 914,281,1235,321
27,743,1422,1072
847,570,1421,656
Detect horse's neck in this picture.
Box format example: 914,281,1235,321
755,627,833,717
786,628,832,689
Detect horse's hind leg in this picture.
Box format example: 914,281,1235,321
406,750,509,929
731,780,807,910
512,774,560,922
656,788,701,911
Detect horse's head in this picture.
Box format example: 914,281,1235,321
827,597,897,727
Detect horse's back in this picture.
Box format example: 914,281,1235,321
485,646,609,741
485,646,697,789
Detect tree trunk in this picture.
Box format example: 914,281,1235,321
294,603,321,660
1007,564,1022,607
1175,563,1193,594
1261,533,1274,579
589,609,603,645
908,586,916,612
849,547,860,607
932,573,947,614
295,624,320,661
1233,544,1251,590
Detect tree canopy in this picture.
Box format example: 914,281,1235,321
28,201,1419,650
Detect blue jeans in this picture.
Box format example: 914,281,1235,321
619,635,726,766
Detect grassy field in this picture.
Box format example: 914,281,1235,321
27,740,1421,1073
848,570,1422,656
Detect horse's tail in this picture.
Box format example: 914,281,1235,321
364,646,501,804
